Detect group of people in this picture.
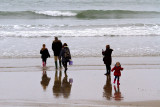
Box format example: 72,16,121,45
40,37,124,85
40,37,71,73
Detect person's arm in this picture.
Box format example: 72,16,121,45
60,41,62,49
102,49,105,56
52,42,54,51
68,48,71,59
120,67,123,70
111,49,113,54
47,49,50,57
40,49,42,54
111,66,115,72
59,49,63,59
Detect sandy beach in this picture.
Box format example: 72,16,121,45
0,56,160,107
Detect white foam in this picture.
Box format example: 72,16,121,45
1,24,160,37
34,11,77,17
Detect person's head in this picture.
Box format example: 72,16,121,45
43,44,46,48
106,45,110,49
55,37,58,41
63,43,68,47
116,62,121,67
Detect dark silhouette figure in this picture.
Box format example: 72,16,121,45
52,37,62,69
53,69,62,97
113,85,123,101
103,75,112,100
40,70,51,90
61,73,72,98
102,45,113,75
59,43,71,73
40,44,50,67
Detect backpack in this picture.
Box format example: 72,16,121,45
64,48,71,61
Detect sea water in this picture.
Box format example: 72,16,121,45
0,0,160,58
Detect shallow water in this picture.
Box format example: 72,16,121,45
0,57,160,104
0,68,160,104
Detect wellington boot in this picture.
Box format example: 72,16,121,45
55,61,58,69
42,62,45,67
117,80,120,85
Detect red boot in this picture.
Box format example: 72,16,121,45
42,62,45,67
117,80,120,85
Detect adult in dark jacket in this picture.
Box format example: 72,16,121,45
102,45,113,75
40,44,50,67
52,37,62,69
59,43,71,73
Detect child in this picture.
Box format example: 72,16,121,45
111,62,123,85
40,44,50,67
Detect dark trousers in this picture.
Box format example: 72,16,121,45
62,61,68,72
42,58,47,63
114,76,120,81
105,64,111,74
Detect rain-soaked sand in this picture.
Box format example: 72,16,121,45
0,57,160,107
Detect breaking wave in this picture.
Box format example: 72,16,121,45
0,10,160,19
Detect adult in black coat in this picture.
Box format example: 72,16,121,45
102,45,113,75
52,37,62,69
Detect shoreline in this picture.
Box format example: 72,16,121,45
0,56,160,72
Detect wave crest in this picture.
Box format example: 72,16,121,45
34,11,77,17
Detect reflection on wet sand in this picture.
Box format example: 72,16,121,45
113,85,123,101
53,69,62,97
40,70,51,90
103,75,112,100
53,69,72,98
62,72,72,98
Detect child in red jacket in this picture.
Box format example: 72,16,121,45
111,62,123,85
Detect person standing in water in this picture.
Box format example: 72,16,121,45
52,37,62,69
40,44,50,67
59,43,71,73
102,45,113,75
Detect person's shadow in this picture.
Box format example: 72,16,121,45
53,69,62,97
113,85,123,101
103,75,112,100
40,70,51,91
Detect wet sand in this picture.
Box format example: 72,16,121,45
0,57,160,107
